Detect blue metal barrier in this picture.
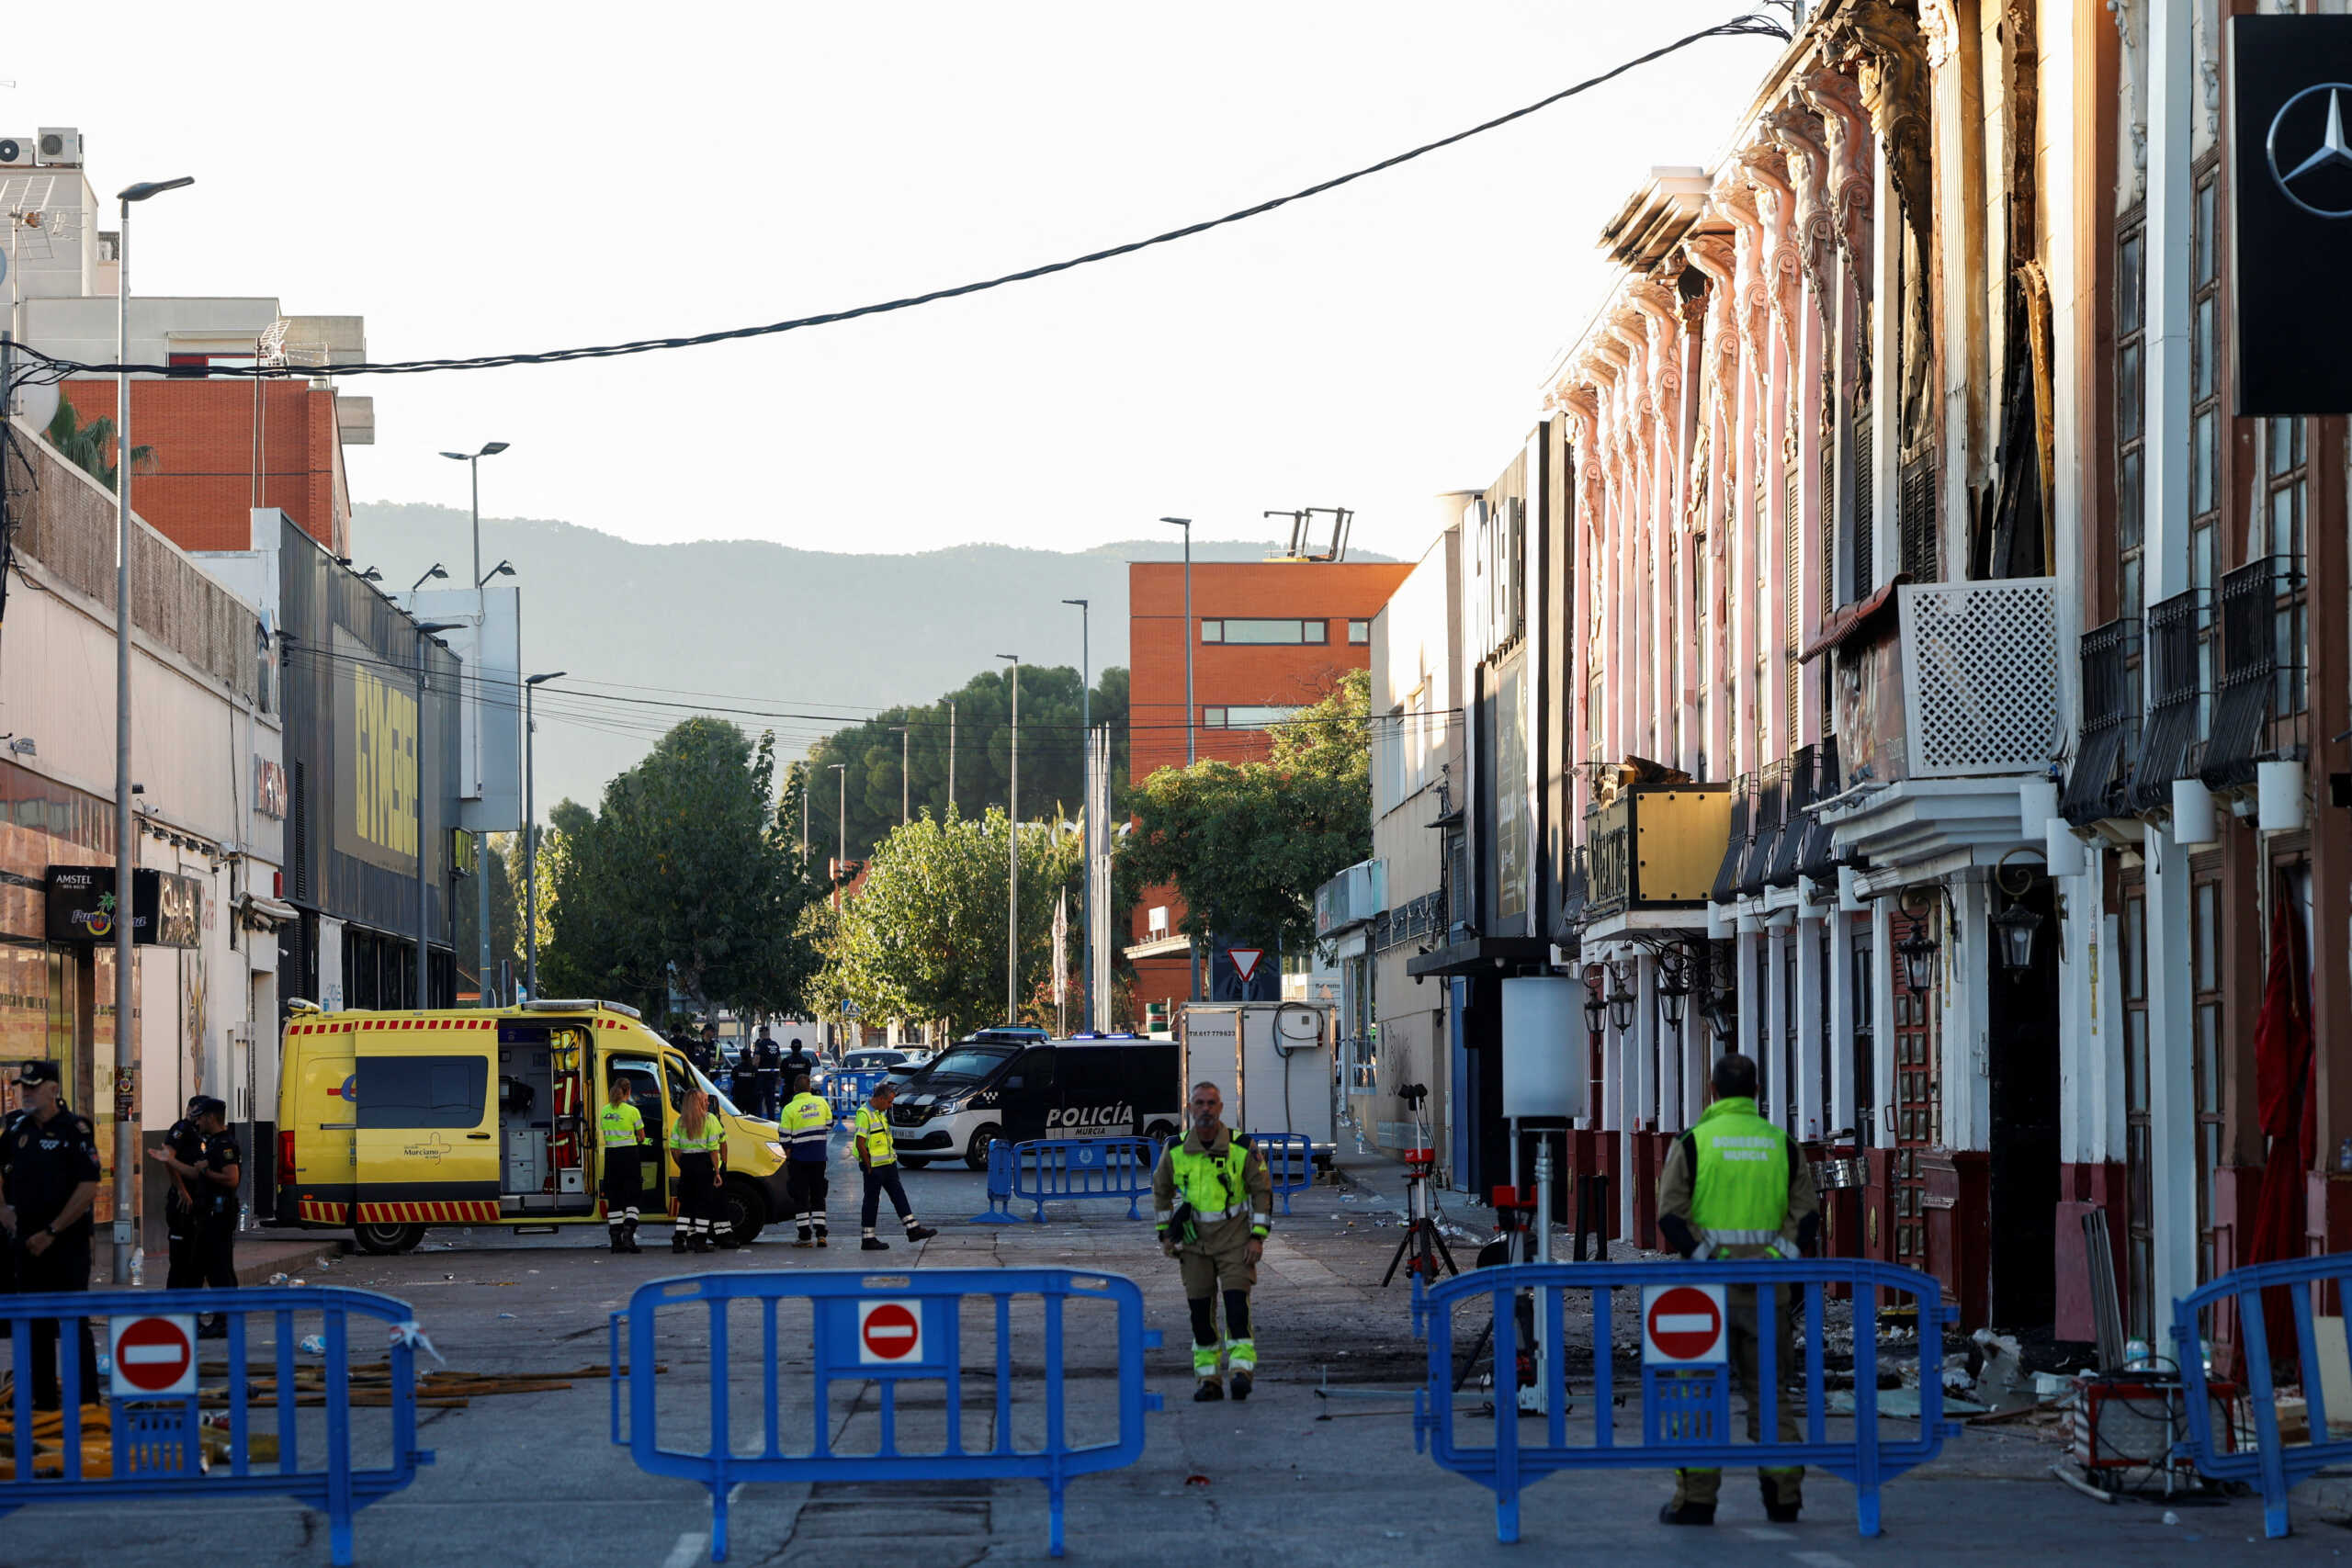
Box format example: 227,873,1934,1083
1247,1132,1313,1215
0,1285,433,1566
2171,1251,2352,1537
825,1069,888,1119
993,1137,1160,1224
967,1138,1019,1224
610,1267,1162,1560
1412,1258,1958,1542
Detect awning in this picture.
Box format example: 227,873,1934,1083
1800,574,1909,662
238,893,300,927
1123,934,1193,962
1405,935,1553,978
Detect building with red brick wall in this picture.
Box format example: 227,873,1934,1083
1125,557,1411,1030
58,376,356,555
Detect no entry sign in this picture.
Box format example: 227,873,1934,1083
857,1299,923,1364
1641,1284,1727,1365
110,1313,198,1396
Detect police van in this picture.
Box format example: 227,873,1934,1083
273,998,792,1253
885,1031,1182,1168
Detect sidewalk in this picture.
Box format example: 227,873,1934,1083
130,1233,345,1289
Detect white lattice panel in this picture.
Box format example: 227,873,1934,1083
1899,579,2063,778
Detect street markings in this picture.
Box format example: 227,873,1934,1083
661,1529,704,1568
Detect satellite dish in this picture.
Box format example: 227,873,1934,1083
7,377,60,434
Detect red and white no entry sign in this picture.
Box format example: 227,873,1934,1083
110,1313,198,1396
1640,1284,1727,1365
857,1300,923,1364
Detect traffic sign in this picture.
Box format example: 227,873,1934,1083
857,1299,922,1364
1227,948,1264,985
1641,1283,1726,1364
110,1313,198,1396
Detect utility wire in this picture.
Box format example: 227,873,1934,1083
13,13,1785,383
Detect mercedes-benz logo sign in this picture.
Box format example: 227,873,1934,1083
2269,83,2352,218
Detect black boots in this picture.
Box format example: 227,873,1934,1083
1193,1378,1225,1403
1657,1503,1715,1526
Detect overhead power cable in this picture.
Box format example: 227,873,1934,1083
15,12,1785,383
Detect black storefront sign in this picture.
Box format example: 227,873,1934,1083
2233,17,2352,414
45,865,203,948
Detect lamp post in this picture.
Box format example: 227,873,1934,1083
893,725,910,827
522,671,565,997
437,441,510,590
1062,597,1092,1032
442,440,510,1009
412,622,465,1007
1159,517,1194,1002
411,562,448,592
999,653,1020,1025
829,762,846,910
109,173,193,1286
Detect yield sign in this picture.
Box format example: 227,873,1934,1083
1641,1283,1727,1364
111,1314,198,1396
1227,948,1265,985
858,1299,923,1364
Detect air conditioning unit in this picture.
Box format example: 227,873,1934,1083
34,128,83,166
0,136,32,168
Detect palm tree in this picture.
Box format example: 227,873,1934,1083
44,398,154,491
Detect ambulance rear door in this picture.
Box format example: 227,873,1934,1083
285,1016,356,1224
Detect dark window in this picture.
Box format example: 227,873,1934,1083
2116,218,2147,627
356,1055,489,1129
2190,164,2222,744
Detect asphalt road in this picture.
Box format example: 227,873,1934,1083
2,1143,2343,1565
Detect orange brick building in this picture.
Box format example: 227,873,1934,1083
60,378,354,556
1125,558,1411,1027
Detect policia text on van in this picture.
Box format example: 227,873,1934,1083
273,999,793,1253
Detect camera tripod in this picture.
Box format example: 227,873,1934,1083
1380,1087,1458,1287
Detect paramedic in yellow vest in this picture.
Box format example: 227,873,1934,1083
668,1087,727,1255
1653,1051,1821,1528
599,1077,647,1253
779,1070,833,1247
853,1081,938,1251
1152,1081,1272,1403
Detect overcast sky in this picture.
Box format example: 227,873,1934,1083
7,2,1776,561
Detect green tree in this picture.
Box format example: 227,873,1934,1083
44,397,153,491
451,833,524,999
1125,671,1372,956
540,718,828,1018
813,806,1086,1039
802,664,1127,868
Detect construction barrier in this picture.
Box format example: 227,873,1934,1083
825,1069,889,1119
967,1138,1020,1224
1412,1258,1959,1542
609,1267,1161,1559
0,1285,435,1567
1248,1131,1314,1215
961,1137,1162,1224
2172,1251,2352,1538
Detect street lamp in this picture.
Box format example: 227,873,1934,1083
1606,966,1637,1033
1582,968,1607,1035
522,671,566,997
1063,596,1093,1032
411,562,449,592
1895,914,1939,994
1159,517,1194,1003
438,441,510,591
999,653,1020,1026
109,171,193,1286
477,558,515,587
413,622,465,1008
829,762,847,910
356,566,384,584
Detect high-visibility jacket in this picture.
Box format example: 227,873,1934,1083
669,1113,722,1156
1656,1096,1817,1259
780,1091,832,1163
854,1104,898,1167
599,1100,646,1147
1153,1128,1272,1244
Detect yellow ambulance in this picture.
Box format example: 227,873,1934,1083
272,998,790,1254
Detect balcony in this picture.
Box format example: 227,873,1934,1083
2202,557,2302,789
1583,779,1732,931
1711,776,1753,907
1769,744,1821,886
1736,761,1786,897
2130,590,2202,812
1795,737,1844,880
2059,617,2139,827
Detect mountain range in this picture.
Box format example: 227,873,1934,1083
349,501,1385,815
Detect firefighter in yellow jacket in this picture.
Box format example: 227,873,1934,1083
1152,1080,1272,1403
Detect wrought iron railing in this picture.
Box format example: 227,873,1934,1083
2060,616,2139,826
2130,589,2202,811
2202,557,2299,788
1711,774,1753,907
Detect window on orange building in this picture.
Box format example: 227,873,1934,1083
1199,619,1327,645
1202,705,1303,729
1348,620,1371,645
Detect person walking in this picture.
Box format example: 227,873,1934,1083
598,1076,648,1253
1152,1081,1272,1402
147,1096,240,1334
668,1087,727,1255
778,1070,833,1247
1653,1050,1821,1527
0,1060,102,1407
159,1093,209,1291
853,1082,936,1251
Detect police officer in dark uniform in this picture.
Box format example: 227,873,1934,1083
0,1076,25,1336
152,1097,240,1333
161,1093,209,1291
0,1059,103,1408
